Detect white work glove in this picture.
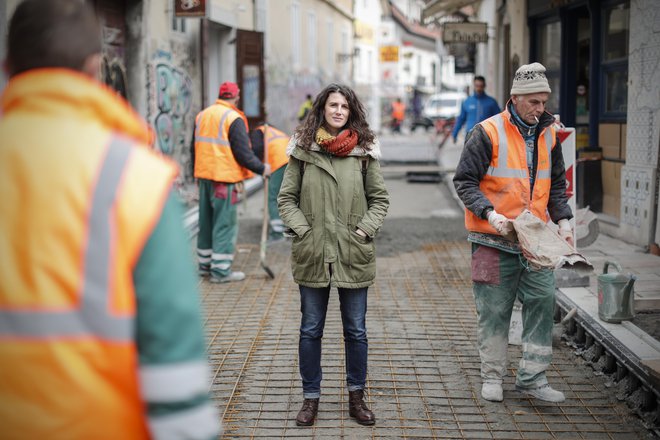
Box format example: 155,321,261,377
487,210,513,236
558,219,574,247
262,163,272,177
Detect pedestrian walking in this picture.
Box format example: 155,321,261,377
297,94,313,122
390,97,406,133
249,124,290,241
194,81,271,283
0,1,220,438
452,75,501,143
278,84,389,427
453,62,574,403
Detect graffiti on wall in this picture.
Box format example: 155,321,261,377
152,55,193,159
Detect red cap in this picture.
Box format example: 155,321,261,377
219,82,239,99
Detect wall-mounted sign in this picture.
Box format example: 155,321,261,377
442,22,488,44
175,0,206,17
379,45,399,63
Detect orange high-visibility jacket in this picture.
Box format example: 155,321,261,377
391,101,406,120
255,125,290,172
0,69,178,439
465,110,556,234
194,100,254,182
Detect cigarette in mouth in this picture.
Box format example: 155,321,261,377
534,116,539,123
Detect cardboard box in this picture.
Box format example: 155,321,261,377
599,123,621,159
602,194,621,219
620,123,627,160
601,160,622,196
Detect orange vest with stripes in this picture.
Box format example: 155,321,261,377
194,100,254,182
0,135,177,439
255,125,290,172
391,101,405,120
465,111,556,234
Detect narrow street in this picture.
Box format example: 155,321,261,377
201,130,653,439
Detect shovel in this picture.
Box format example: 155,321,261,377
259,124,275,279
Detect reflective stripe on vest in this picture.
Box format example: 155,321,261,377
485,114,553,179
195,109,232,147
0,137,134,341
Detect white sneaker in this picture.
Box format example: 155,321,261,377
516,384,565,403
481,382,503,402
210,271,246,283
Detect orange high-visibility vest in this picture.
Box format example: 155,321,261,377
255,125,289,172
0,135,177,439
465,111,556,234
391,101,406,120
194,100,254,183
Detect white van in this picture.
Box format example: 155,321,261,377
422,92,466,121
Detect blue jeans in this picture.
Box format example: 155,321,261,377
298,285,368,399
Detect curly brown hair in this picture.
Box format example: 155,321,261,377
294,83,375,150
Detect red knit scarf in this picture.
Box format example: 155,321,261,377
316,128,359,157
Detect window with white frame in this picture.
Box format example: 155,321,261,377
326,20,334,71
291,2,301,66
255,0,266,33
307,11,317,70
341,25,349,79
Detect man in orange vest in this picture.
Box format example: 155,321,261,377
390,97,406,133
453,63,573,404
250,124,290,241
0,1,220,438
194,82,271,283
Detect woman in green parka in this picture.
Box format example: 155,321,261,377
278,84,389,427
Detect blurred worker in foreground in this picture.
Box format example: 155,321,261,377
452,75,501,143
194,81,271,283
453,62,573,404
250,124,290,241
0,0,220,438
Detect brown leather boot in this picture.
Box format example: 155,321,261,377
348,389,375,425
295,398,319,426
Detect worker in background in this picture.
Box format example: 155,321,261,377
250,124,290,241
390,97,406,133
298,94,313,122
194,81,271,283
452,75,501,143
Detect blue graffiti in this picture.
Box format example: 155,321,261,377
155,63,192,156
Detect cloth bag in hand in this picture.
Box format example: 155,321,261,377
512,210,593,275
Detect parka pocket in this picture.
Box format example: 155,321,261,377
292,213,315,264
348,214,374,267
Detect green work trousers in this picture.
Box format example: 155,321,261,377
197,179,238,277
471,243,555,388
268,165,286,238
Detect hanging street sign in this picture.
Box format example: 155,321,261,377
442,22,488,44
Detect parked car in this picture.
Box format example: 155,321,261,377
422,92,466,122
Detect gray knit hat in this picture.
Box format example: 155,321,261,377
510,62,551,95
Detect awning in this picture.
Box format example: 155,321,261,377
422,0,478,21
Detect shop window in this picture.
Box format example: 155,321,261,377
600,2,629,120
536,20,561,113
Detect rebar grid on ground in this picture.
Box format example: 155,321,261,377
201,242,650,439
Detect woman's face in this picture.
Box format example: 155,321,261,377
323,92,350,135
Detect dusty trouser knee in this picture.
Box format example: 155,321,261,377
471,244,519,382
516,267,555,387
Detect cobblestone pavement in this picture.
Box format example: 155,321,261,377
200,240,652,439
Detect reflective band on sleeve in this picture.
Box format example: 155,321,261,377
148,401,221,440
140,361,210,402
0,136,135,341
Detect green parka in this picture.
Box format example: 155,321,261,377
277,142,389,288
